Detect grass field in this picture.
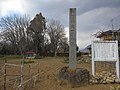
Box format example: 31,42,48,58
0,56,119,90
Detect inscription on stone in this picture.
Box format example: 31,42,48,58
69,8,76,69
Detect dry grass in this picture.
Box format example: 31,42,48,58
0,57,119,90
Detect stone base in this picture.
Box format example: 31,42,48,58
59,66,90,87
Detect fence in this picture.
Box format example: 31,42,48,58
3,57,40,90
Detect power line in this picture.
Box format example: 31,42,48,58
110,14,120,30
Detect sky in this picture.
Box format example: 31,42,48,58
0,0,120,49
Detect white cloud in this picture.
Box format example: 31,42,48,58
76,7,120,49
48,7,120,49
0,0,25,16
77,32,91,49
77,7,120,32
65,27,69,39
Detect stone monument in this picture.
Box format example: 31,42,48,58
59,8,90,87
69,8,76,70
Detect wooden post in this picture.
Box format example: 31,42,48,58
20,64,24,90
38,60,40,81
28,64,31,89
116,41,119,78
4,56,7,90
20,56,24,90
38,60,39,74
92,41,95,76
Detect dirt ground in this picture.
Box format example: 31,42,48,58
0,57,119,90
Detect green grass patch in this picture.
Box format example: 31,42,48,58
21,60,34,64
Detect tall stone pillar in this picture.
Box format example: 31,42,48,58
69,8,76,69
59,8,90,87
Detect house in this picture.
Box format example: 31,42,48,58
96,29,120,46
97,29,120,41
80,45,91,56
24,52,36,59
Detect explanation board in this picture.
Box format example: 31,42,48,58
93,41,118,61
92,40,119,78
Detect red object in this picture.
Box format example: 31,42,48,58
24,52,35,59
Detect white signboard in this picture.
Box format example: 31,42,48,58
93,41,117,61
92,40,119,78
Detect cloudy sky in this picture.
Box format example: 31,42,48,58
0,0,120,49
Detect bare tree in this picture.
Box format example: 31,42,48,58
0,14,30,54
58,37,69,53
46,19,68,56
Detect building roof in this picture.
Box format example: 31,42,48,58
97,29,120,38
80,45,91,53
